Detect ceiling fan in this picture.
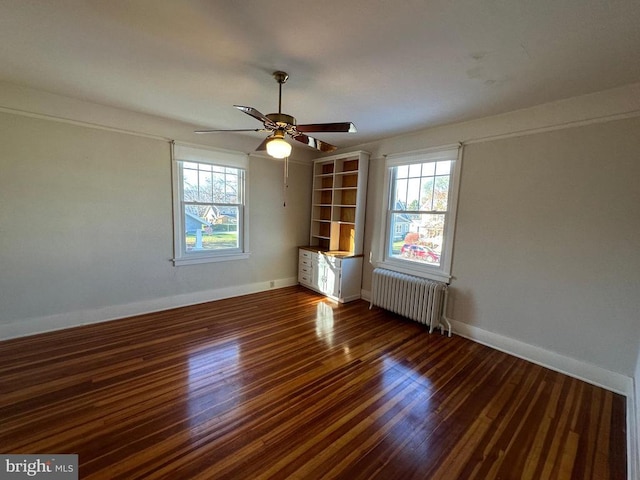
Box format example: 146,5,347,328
195,71,357,158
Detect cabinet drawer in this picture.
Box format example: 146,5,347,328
298,265,312,276
299,249,314,260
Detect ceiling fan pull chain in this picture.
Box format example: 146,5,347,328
283,156,289,207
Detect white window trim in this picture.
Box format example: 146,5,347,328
377,144,462,282
171,143,250,266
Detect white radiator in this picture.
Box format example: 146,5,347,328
370,268,452,336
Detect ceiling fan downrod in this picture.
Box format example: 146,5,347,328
273,71,288,115
267,71,295,129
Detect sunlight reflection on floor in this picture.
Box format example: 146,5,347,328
315,301,335,347
187,341,242,432
378,355,434,455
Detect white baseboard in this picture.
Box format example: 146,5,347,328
0,277,299,341
449,319,632,396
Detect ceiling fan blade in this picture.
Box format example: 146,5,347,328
296,122,357,133
234,105,277,128
292,133,338,153
255,137,270,151
194,128,267,134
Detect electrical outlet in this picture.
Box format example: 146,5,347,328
269,281,275,288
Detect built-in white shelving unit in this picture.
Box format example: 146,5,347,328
299,151,369,302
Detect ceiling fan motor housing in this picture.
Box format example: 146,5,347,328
266,113,296,126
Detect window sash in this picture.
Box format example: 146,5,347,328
182,203,243,254
181,163,244,205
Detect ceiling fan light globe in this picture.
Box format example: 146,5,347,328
266,137,292,158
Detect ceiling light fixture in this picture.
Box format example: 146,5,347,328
266,130,292,159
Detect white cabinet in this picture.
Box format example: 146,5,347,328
298,248,363,303
315,254,341,299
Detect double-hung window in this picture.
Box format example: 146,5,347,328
381,145,461,282
172,144,249,266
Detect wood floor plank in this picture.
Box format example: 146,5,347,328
0,286,626,479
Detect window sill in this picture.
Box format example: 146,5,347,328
378,258,451,283
172,252,251,266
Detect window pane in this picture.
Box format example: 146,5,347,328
407,178,421,210
396,165,409,178
183,168,199,201
185,203,209,219
422,162,435,176
408,163,422,177
211,172,225,201
435,160,451,175
394,178,408,207
421,177,434,210
199,170,213,202
225,172,239,203
389,212,445,266
184,205,239,251
433,175,449,211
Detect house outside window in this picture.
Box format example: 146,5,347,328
172,144,250,266
380,145,461,282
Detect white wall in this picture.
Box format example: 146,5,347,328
0,108,312,338
451,118,640,376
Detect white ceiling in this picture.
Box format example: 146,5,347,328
1,0,639,151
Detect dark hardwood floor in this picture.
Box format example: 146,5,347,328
0,286,626,479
